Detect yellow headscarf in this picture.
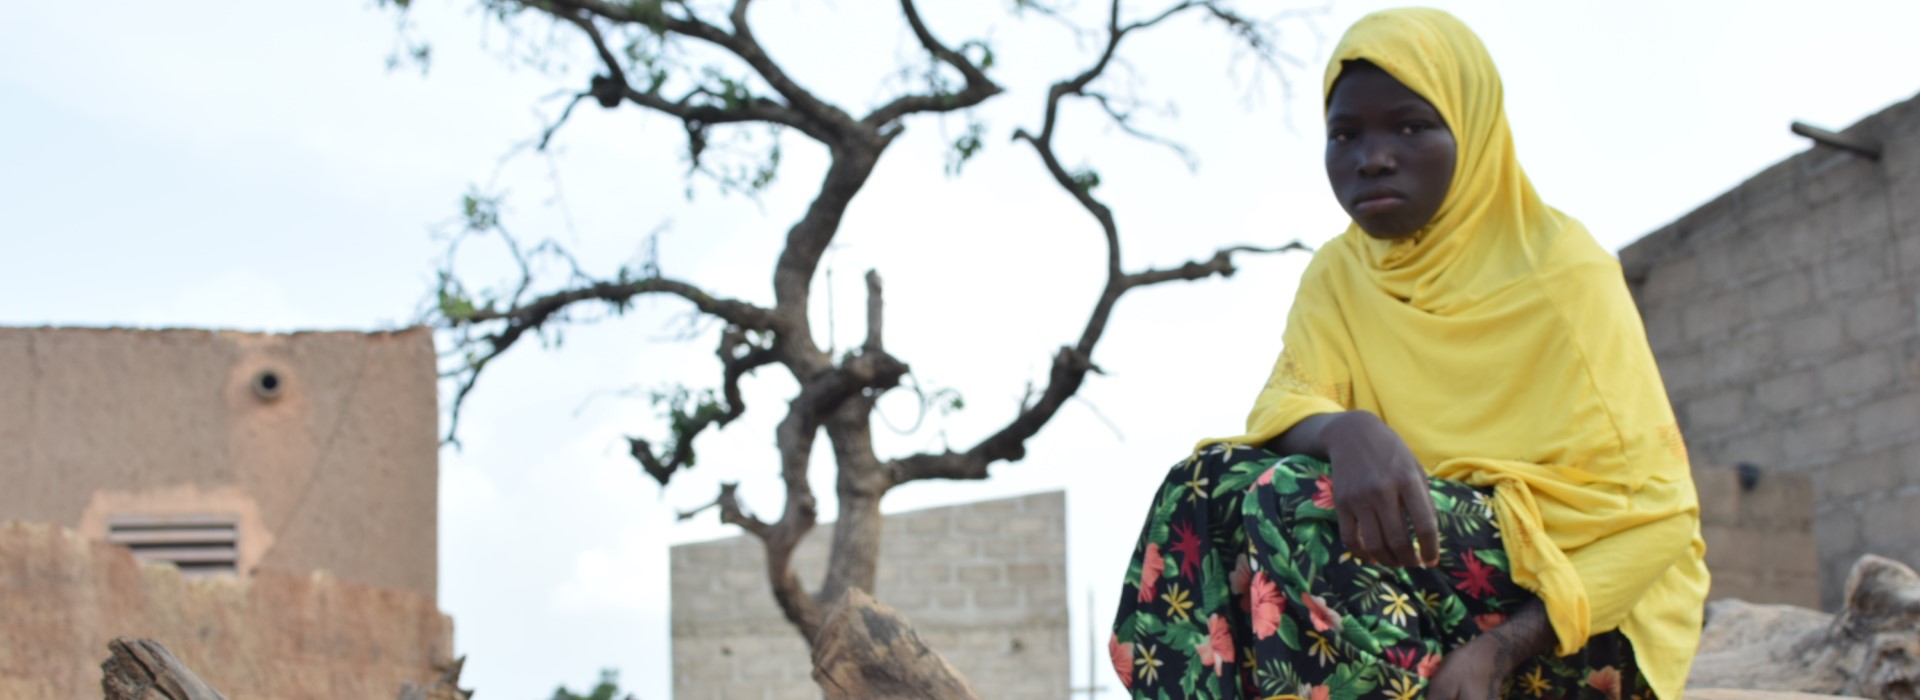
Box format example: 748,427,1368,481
1203,9,1708,699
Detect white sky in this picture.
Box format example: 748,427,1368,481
4,1,1918,698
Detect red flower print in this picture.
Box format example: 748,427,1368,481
1474,612,1508,632
1170,521,1204,580
1310,684,1331,700
1589,663,1620,698
1312,474,1335,510
1249,571,1285,639
1229,554,1251,596
1385,647,1416,669
1588,666,1622,700
1302,592,1342,632
1230,554,1253,612
1451,552,1501,599
1138,543,1164,603
1417,653,1442,679
1194,614,1236,675
1109,634,1134,690
1253,467,1276,490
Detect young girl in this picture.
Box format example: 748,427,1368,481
1109,9,1707,700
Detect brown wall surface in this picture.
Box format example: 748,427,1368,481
0,521,454,700
1696,466,1819,608
1620,91,1920,609
0,326,440,598
670,491,1070,700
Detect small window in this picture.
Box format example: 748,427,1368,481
106,514,239,579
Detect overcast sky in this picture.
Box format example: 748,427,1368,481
5,1,1919,698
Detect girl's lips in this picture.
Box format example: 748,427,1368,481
1354,195,1406,216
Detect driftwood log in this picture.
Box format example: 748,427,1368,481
811,588,979,700
99,638,227,700
1691,555,1920,700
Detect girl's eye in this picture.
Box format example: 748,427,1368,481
1329,130,1352,143
1400,122,1430,135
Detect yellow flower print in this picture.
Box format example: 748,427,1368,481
1162,583,1196,623
1387,676,1421,700
1521,665,1552,698
1137,644,1164,686
1306,630,1338,666
1379,591,1416,625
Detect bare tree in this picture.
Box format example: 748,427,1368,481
392,0,1310,693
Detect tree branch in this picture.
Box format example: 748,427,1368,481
861,0,1005,130
546,0,862,139
886,0,1307,485
676,482,771,539
627,325,776,485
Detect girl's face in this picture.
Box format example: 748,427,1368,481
1324,62,1457,240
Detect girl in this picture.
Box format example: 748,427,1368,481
1109,9,1708,700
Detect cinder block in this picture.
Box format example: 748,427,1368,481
1703,331,1780,387
1005,515,1049,535
956,564,1001,584
1644,304,1686,354
907,564,951,584
1818,350,1895,401
1693,467,1740,525
906,514,949,534
1814,248,1891,300
1657,351,1707,398
980,540,1018,559
1899,235,1920,275
935,588,968,609
1025,538,1066,561
1754,370,1818,416
1862,495,1920,552
1687,390,1748,432
955,516,1001,535
1781,412,1852,464
1843,290,1910,344
1854,394,1920,444
1716,429,1786,472
1007,563,1051,584
1023,491,1066,514
883,586,930,611
1778,312,1845,359
1642,256,1700,300
1682,293,1746,343
1817,449,1900,503
975,586,1020,609
1748,271,1812,319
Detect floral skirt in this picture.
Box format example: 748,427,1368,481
1109,446,1648,700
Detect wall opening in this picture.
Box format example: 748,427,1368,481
105,514,239,578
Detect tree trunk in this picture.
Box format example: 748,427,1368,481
99,638,227,700
811,588,980,700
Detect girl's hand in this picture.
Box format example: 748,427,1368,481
1428,600,1555,700
1323,411,1440,568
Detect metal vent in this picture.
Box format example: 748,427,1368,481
105,514,239,579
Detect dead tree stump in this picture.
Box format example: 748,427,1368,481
99,638,227,700
1691,554,1920,700
811,588,980,700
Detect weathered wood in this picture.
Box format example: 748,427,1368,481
1690,555,1920,700
99,638,227,700
395,656,472,700
810,588,980,700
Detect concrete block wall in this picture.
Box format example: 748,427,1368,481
1620,90,1920,609
1694,466,1819,608
670,491,1069,700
